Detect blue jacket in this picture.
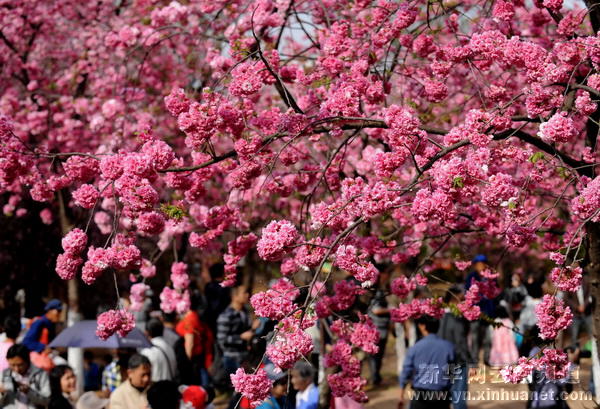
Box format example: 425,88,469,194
256,396,282,409
465,271,497,318
23,316,55,353
399,334,455,391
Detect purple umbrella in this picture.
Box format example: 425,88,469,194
48,320,152,349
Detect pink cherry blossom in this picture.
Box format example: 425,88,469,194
72,184,100,209
96,309,135,340
55,253,83,280
129,283,150,312
230,368,271,406
537,112,578,143
535,295,573,340
257,220,299,261
550,266,582,292
500,357,536,383
61,228,88,255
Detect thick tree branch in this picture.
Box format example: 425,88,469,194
250,12,304,114
584,0,600,32
495,129,588,176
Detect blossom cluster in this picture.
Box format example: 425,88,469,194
334,245,379,287
130,283,150,312
571,176,600,222
230,368,271,407
390,274,428,299
550,265,583,292
266,317,313,369
170,262,190,290
315,280,365,318
96,309,135,340
250,281,298,321
55,228,88,280
323,316,380,402
535,295,573,340
81,236,142,285
390,298,444,322
223,233,258,285
158,262,192,314
537,112,578,144
256,220,299,261
500,349,570,383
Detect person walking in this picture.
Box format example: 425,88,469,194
464,255,496,365
22,299,62,355
83,351,101,392
216,285,254,379
141,319,178,382
488,306,519,367
503,273,528,321
176,302,213,387
564,274,593,347
438,286,477,409
368,271,391,386
109,354,152,409
399,316,455,409
0,343,51,408
204,264,232,334
161,313,181,350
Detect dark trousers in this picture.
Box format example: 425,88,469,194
370,336,388,384
469,320,491,365
410,388,451,409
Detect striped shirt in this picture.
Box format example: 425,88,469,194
216,306,251,358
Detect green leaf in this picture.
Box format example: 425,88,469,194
452,176,464,188
160,203,187,220
310,77,331,89
529,152,545,163
557,167,569,179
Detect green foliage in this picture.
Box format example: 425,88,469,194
529,152,545,163
160,203,187,220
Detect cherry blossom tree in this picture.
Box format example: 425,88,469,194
3,0,600,403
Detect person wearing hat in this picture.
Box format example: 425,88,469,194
23,299,63,355
145,381,213,409
256,364,289,409
464,255,497,366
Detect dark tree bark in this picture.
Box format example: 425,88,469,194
584,2,600,394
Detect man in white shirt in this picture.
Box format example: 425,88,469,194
141,319,178,382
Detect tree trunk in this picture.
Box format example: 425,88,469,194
318,319,331,409
58,192,84,395
586,222,600,401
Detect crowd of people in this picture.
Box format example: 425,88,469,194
0,257,593,409
397,255,590,409
0,264,329,409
